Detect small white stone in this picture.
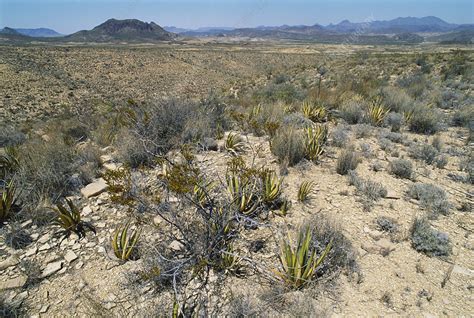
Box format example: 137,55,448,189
64,250,78,263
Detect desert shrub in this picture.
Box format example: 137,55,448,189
0,126,26,147
380,86,413,113
409,143,438,164
411,218,451,257
435,155,448,169
390,159,413,179
15,136,82,207
452,105,474,127
441,49,471,80
339,99,366,124
270,128,305,166
282,113,313,129
431,135,443,152
2,223,32,249
253,83,304,104
381,131,403,144
273,74,290,84
330,125,351,147
376,216,398,233
306,215,358,276
436,90,459,109
397,73,428,99
378,138,393,152
408,107,442,134
336,147,359,175
385,112,404,132
348,171,387,211
407,183,451,217
116,97,230,168
353,124,372,138
359,143,372,158
115,130,151,168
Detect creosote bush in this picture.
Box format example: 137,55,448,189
407,183,450,218
270,128,305,166
336,147,360,175
390,159,413,179
411,218,451,257
408,107,442,135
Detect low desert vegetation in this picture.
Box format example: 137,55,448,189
411,217,451,257
0,45,470,316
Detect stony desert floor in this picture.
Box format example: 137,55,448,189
0,42,473,317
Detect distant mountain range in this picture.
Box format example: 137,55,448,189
1,16,472,44
15,28,63,37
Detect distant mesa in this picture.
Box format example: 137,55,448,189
65,18,175,42
15,28,63,37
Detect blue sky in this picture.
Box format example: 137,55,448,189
1,0,472,34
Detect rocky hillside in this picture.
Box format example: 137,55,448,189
65,19,175,43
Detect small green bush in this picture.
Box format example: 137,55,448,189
411,218,451,257
407,183,451,217
336,147,360,175
270,128,305,166
408,107,442,135
385,112,404,132
409,143,438,165
390,159,413,179
339,99,366,124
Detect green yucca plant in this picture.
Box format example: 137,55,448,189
53,199,95,238
0,180,20,222
304,125,328,162
277,226,332,289
219,243,242,274
225,133,246,155
403,110,414,124
248,104,262,120
193,181,215,208
367,97,389,126
298,181,314,202
302,101,328,123
112,222,141,261
275,198,292,216
0,146,20,179
262,170,283,204
226,173,258,215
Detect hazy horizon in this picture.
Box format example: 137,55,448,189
1,0,472,34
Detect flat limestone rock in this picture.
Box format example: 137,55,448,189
0,255,19,271
80,178,108,198
41,261,63,278
0,275,27,290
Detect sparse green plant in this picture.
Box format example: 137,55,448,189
367,97,389,126
276,226,332,289
270,128,305,166
0,146,20,179
385,112,404,132
376,216,398,233
408,107,441,135
411,217,451,257
103,167,134,206
336,147,359,175
390,159,413,179
1,180,20,223
297,181,314,202
348,171,387,211
407,183,451,218
226,173,259,215
112,222,141,261
409,143,438,165
302,101,328,123
52,199,95,238
261,170,283,204
225,133,246,155
304,125,328,162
